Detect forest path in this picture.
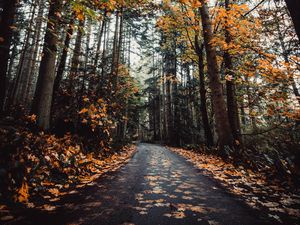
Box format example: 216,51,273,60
11,143,278,225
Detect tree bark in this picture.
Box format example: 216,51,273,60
195,36,214,147
111,11,120,91
224,0,242,146
115,8,124,88
94,12,106,75
31,0,62,130
53,16,75,98
165,55,172,144
99,18,109,92
199,1,233,149
22,0,45,106
69,19,84,91
285,0,300,42
25,2,45,105
171,37,179,146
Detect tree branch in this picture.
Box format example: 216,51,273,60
243,0,268,17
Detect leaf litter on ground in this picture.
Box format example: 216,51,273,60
0,130,137,222
169,147,300,223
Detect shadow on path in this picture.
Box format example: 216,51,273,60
8,143,279,225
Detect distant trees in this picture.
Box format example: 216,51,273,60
143,0,299,156
0,0,18,112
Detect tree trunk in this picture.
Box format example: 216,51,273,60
274,5,300,106
115,8,124,89
172,73,179,146
31,0,62,130
199,1,233,149
24,0,45,105
285,0,300,42
162,62,167,141
69,19,84,91
224,0,242,146
98,18,109,93
22,0,45,106
53,16,75,98
0,0,17,113
12,0,38,106
111,11,120,91
165,59,172,144
93,11,106,75
240,97,246,126
195,36,214,147
171,37,178,146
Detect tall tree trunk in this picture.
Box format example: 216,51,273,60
98,18,109,93
69,19,84,91
22,0,45,106
240,96,246,126
274,5,300,106
0,0,17,113
152,50,158,141
185,63,192,143
163,33,177,144
245,75,257,131
122,98,129,139
162,62,168,141
94,12,106,75
199,1,233,149
75,22,91,130
172,72,179,146
224,0,242,146
83,23,91,89
115,8,124,83
31,0,62,130
25,1,45,105
195,36,214,147
170,35,178,145
53,16,75,98
127,26,131,68
165,59,172,144
159,63,163,141
285,0,300,42
111,11,120,91
12,0,38,106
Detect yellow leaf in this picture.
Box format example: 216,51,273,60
79,108,88,114
14,181,29,203
48,188,60,197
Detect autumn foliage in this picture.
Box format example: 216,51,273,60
0,116,136,205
